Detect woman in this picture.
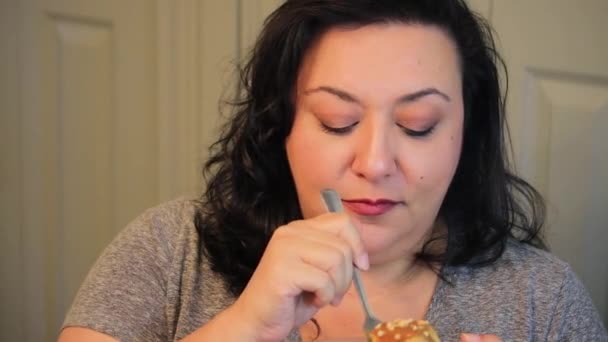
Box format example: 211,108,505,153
59,0,607,341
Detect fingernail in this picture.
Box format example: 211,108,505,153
461,333,481,342
356,253,370,270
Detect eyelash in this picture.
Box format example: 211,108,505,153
397,123,436,137
320,122,436,137
320,122,358,135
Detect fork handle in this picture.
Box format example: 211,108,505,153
353,268,377,317
321,189,378,321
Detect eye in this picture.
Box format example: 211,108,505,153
320,122,359,135
397,123,436,137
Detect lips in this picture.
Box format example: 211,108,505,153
341,198,400,216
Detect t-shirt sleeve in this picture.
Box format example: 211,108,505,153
547,266,608,341
61,207,174,341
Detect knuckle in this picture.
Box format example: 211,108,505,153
272,223,298,239
325,248,347,274
339,242,353,260
322,281,335,300
330,248,345,265
339,247,351,267
272,225,289,237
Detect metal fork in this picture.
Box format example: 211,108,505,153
321,189,382,334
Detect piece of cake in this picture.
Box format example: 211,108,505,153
368,319,440,342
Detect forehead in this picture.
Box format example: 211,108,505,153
297,23,462,101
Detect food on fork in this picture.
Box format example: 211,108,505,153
368,319,440,342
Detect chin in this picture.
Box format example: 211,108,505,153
360,228,399,259
359,223,417,263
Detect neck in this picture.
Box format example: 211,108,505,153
355,254,422,298
342,253,439,322
356,220,446,295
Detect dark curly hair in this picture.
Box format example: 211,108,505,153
195,0,546,297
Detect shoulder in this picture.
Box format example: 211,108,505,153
76,197,204,290
497,239,570,280
62,198,229,340
444,239,569,286
451,239,570,285
458,240,571,301
112,198,201,257
126,197,199,238
496,241,607,339
436,240,607,340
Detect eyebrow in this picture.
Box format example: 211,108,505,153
303,86,451,104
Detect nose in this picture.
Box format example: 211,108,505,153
350,120,398,181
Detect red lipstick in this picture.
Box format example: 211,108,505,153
341,198,400,216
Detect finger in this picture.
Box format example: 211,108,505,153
460,333,503,342
290,262,336,308
311,213,369,270
460,334,480,342
268,225,351,296
295,235,351,303
294,227,354,288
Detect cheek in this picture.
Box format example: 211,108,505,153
286,119,342,217
406,135,462,195
287,124,326,183
286,115,351,183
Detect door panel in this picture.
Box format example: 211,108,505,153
1,0,25,340
15,1,158,340
491,1,608,324
52,15,116,323
523,71,608,320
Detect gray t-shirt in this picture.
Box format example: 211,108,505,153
62,199,607,341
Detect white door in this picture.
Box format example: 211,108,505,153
474,0,608,325
1,0,159,341
1,0,257,340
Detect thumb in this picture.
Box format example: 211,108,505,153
461,333,502,342
460,334,481,342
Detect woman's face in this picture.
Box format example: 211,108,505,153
285,23,464,264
